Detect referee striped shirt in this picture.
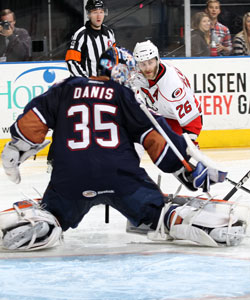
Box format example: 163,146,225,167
65,20,116,77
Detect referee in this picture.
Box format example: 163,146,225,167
65,0,116,77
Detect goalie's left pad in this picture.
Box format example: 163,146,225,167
174,133,228,192
148,202,246,247
0,199,62,251
1,138,50,184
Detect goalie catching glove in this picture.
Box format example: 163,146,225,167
174,133,227,192
1,138,50,184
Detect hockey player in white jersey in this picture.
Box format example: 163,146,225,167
131,40,202,144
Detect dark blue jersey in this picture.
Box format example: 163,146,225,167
10,76,187,200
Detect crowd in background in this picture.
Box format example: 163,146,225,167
0,0,250,62
191,0,250,57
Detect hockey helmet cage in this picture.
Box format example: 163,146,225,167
85,0,105,12
133,40,159,62
98,46,136,85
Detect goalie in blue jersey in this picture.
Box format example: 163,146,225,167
0,46,245,251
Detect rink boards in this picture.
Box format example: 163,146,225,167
0,57,250,153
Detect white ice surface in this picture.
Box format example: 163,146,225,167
1,149,250,300
0,149,250,259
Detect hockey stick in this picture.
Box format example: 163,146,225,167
139,102,250,201
140,103,193,172
226,177,250,195
223,170,250,200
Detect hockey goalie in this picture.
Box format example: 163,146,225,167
0,46,247,251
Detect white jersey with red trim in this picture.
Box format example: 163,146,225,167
139,62,201,127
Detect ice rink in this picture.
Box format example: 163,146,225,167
0,148,250,300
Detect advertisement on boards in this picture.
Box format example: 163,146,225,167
163,57,250,131
0,61,70,140
0,57,250,148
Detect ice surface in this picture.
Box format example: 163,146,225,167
0,149,250,300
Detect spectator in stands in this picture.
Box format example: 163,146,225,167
0,9,31,62
205,0,232,56
233,12,250,56
191,12,211,57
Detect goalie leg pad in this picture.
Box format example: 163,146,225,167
3,221,50,250
0,199,62,251
168,204,245,246
209,222,245,246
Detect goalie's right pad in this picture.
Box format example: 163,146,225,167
0,199,62,251
1,138,50,184
165,204,246,247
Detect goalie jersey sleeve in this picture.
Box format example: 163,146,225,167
10,76,187,197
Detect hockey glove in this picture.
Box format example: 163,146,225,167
174,162,210,192
174,133,227,192
1,138,50,184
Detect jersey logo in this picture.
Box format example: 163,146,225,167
107,40,113,47
172,87,183,98
82,190,97,198
153,88,159,100
141,88,158,112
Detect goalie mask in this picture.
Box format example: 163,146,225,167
98,46,136,86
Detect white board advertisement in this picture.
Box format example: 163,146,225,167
0,57,250,145
163,56,250,131
0,61,70,139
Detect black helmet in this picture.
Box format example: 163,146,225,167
85,0,104,12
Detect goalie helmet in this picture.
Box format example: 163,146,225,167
133,40,159,62
85,0,105,12
98,46,136,86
